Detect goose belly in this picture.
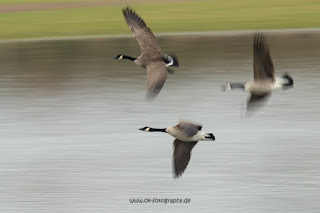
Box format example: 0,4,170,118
176,134,204,142
167,128,205,142
245,81,272,96
166,128,204,142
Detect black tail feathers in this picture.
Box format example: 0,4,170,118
282,73,294,87
205,133,215,140
163,53,179,67
170,54,179,67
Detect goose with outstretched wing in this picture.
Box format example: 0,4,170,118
139,121,215,178
113,7,179,100
223,32,294,112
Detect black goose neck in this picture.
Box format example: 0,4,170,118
149,128,167,133
123,55,137,61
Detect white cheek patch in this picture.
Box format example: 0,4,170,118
145,128,150,132
119,55,123,59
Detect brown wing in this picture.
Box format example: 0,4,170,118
253,33,275,81
247,93,271,112
145,61,167,100
173,139,198,178
122,7,162,55
178,121,202,137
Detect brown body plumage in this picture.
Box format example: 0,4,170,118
224,32,293,111
139,121,215,178
122,7,169,100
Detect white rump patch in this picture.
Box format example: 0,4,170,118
272,77,288,90
165,55,174,67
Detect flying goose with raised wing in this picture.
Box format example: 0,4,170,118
113,7,179,100
139,121,215,178
224,32,293,110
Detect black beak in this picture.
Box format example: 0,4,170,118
112,56,118,59
138,128,144,131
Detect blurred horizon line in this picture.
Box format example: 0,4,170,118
1,28,320,43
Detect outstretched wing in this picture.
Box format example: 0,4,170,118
173,139,198,178
247,93,271,113
145,61,167,100
122,7,162,55
178,121,202,137
253,33,275,81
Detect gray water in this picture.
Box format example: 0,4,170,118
0,33,319,213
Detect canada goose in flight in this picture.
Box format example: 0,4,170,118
113,7,179,100
139,121,215,178
224,32,294,110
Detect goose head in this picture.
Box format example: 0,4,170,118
112,54,124,60
139,126,150,132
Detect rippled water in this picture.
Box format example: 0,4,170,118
0,33,319,212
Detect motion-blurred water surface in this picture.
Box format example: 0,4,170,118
0,33,319,212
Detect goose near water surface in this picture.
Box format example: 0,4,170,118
113,7,179,100
224,32,294,110
139,121,215,178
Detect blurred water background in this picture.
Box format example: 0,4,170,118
0,33,319,212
